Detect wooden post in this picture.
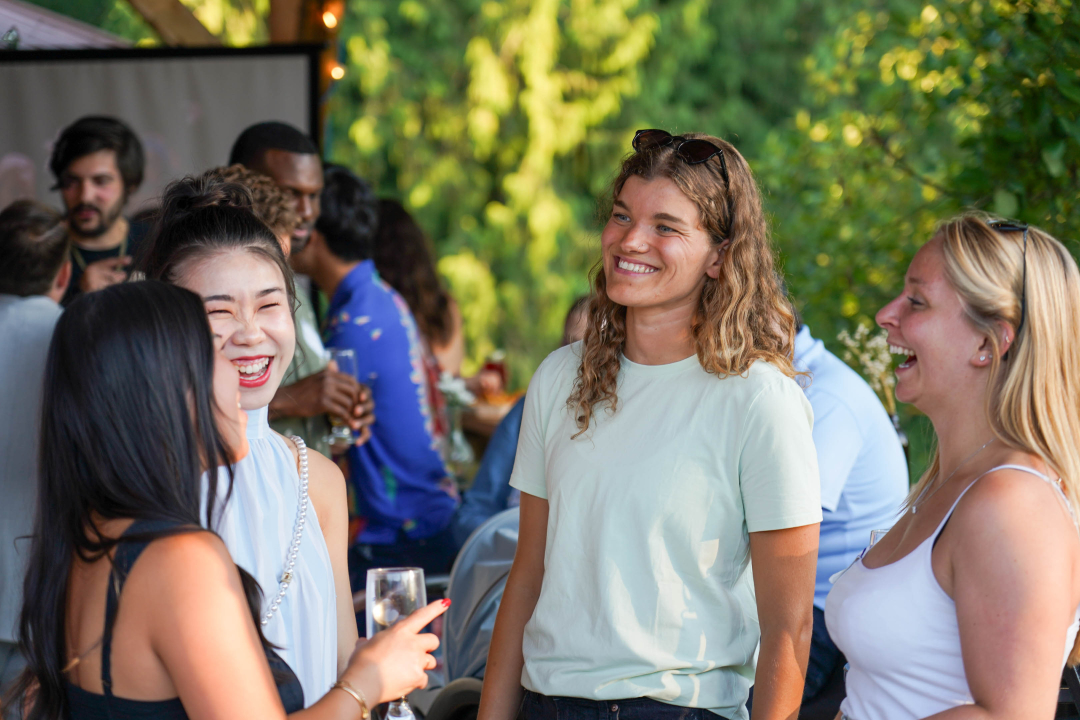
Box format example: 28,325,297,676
269,0,305,43
124,0,220,46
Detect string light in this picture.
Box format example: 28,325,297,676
322,11,338,28
330,65,345,80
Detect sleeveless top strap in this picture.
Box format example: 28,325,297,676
933,464,1079,545
100,520,192,700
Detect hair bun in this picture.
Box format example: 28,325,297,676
159,174,255,226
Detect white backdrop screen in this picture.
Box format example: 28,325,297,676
0,48,316,211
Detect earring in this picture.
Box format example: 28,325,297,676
980,355,987,361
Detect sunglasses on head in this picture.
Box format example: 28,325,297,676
632,129,730,185
988,219,1030,338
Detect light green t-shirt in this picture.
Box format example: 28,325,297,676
509,343,822,720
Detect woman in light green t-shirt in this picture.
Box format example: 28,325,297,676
479,130,822,720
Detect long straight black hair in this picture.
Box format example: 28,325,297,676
3,281,265,720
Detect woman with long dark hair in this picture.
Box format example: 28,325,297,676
371,199,502,401
140,174,355,703
479,131,821,720
5,281,444,719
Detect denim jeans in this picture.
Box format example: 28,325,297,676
347,523,459,593
518,691,730,720
742,606,844,717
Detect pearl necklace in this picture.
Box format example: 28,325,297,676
261,435,310,627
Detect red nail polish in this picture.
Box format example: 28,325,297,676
442,598,452,607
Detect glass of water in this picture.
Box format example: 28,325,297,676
366,567,426,719
323,348,359,449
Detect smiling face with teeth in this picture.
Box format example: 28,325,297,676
876,237,992,412
177,248,296,411
601,175,725,319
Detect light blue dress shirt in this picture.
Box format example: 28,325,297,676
794,325,909,610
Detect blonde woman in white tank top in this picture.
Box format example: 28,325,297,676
825,215,1080,720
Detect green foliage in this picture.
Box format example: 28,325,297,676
759,0,1080,478
766,0,1079,333
326,0,838,382
181,0,269,44
328,0,655,380
23,0,158,44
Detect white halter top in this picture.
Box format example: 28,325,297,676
203,406,337,706
826,464,1080,720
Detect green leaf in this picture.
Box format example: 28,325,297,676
1042,142,1067,178
994,188,1019,219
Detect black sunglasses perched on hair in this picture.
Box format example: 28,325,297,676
632,129,730,185
988,219,1030,337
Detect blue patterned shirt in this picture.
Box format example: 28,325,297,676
325,261,456,544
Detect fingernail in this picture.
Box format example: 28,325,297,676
442,599,451,607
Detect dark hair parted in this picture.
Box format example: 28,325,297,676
229,121,319,168
372,198,453,346
0,200,69,296
315,164,379,263
3,281,275,720
567,133,797,434
139,171,296,310
49,116,144,192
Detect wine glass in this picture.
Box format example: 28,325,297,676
323,348,359,449
366,567,426,719
869,528,890,547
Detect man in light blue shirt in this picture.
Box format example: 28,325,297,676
794,323,909,706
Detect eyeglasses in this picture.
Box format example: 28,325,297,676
632,129,730,185
988,219,1030,336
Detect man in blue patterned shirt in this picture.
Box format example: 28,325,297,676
290,165,458,590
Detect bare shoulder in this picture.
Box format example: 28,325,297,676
136,530,235,584
306,449,347,501
124,529,243,622
952,465,1078,551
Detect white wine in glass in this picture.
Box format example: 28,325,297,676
366,567,426,719
323,348,359,449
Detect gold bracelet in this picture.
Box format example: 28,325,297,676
332,680,370,719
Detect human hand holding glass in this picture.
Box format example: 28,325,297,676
323,348,359,449
366,568,427,719
336,594,447,715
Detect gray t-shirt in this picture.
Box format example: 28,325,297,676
0,294,61,642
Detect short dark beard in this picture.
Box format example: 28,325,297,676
291,225,313,254
67,193,126,240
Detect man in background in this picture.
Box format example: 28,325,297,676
291,164,459,585
0,200,70,694
229,122,371,456
49,116,148,305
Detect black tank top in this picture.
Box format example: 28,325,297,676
66,520,305,718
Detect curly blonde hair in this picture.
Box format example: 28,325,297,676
566,133,797,434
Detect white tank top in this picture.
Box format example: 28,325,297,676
202,406,338,707
825,464,1080,720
